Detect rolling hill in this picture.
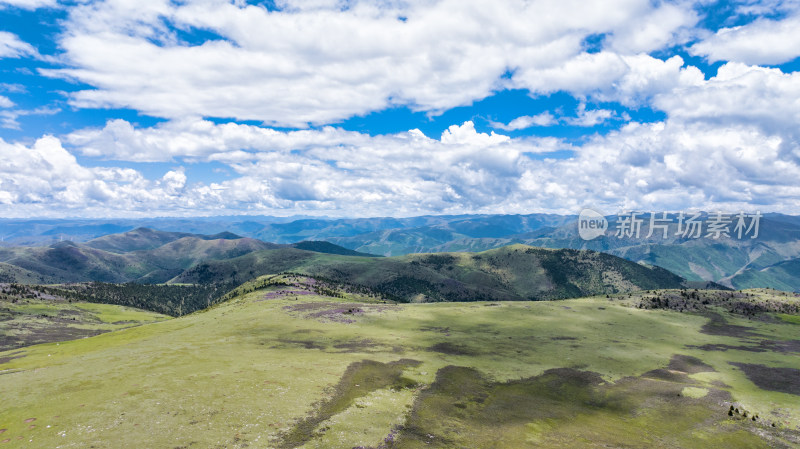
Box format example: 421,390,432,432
729,258,800,291
0,233,279,284
4,211,800,291
2,278,799,448
174,244,686,302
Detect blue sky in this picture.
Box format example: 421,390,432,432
1,0,800,218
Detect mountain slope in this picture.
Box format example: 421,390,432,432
173,244,685,301
5,211,800,290
729,258,800,291
85,227,249,254
0,242,140,283
85,227,197,253
3,282,798,448
291,240,380,257
0,236,281,284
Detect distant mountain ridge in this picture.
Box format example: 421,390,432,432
0,228,374,284
85,227,246,253
2,212,800,290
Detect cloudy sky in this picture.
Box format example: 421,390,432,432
1,0,799,218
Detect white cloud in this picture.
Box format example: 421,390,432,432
606,1,698,53
12,113,785,217
653,62,800,129
4,1,800,217
491,104,615,131
691,13,800,65
0,32,37,59
0,106,60,129
0,0,57,10
161,168,187,195
564,104,615,127
50,119,561,215
516,120,800,214
490,112,557,131
0,135,257,217
40,0,702,127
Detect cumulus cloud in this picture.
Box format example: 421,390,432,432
3,0,800,217
605,1,698,53
0,136,256,217
5,113,780,217
516,119,800,214
40,0,701,127
691,12,800,65
653,63,800,131
44,119,557,215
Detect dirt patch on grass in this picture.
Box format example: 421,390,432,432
419,326,451,336
0,324,107,352
687,343,766,352
283,302,393,324
688,340,800,354
641,368,694,383
393,356,797,448
0,350,24,365
667,354,716,374
759,340,800,353
275,358,420,449
260,289,316,301
729,363,800,396
700,312,760,338
331,338,404,354
428,341,480,356
274,339,326,350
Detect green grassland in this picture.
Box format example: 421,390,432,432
1,277,799,448
0,289,170,353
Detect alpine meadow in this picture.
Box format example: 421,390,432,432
2,0,800,448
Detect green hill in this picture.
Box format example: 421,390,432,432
85,227,198,253
85,227,250,254
0,237,280,284
174,244,685,302
730,258,800,291
2,279,799,448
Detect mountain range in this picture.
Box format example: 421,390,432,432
1,212,799,291
0,225,692,306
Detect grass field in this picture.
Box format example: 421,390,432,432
0,294,170,353
1,276,799,448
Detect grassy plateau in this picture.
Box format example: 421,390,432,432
1,275,799,448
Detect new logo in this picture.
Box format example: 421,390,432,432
578,208,607,240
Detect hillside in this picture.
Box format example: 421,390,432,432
2,278,799,448
174,244,685,302
0,236,279,284
729,258,800,291
85,227,199,253
0,242,141,283
0,284,170,351
291,240,380,257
